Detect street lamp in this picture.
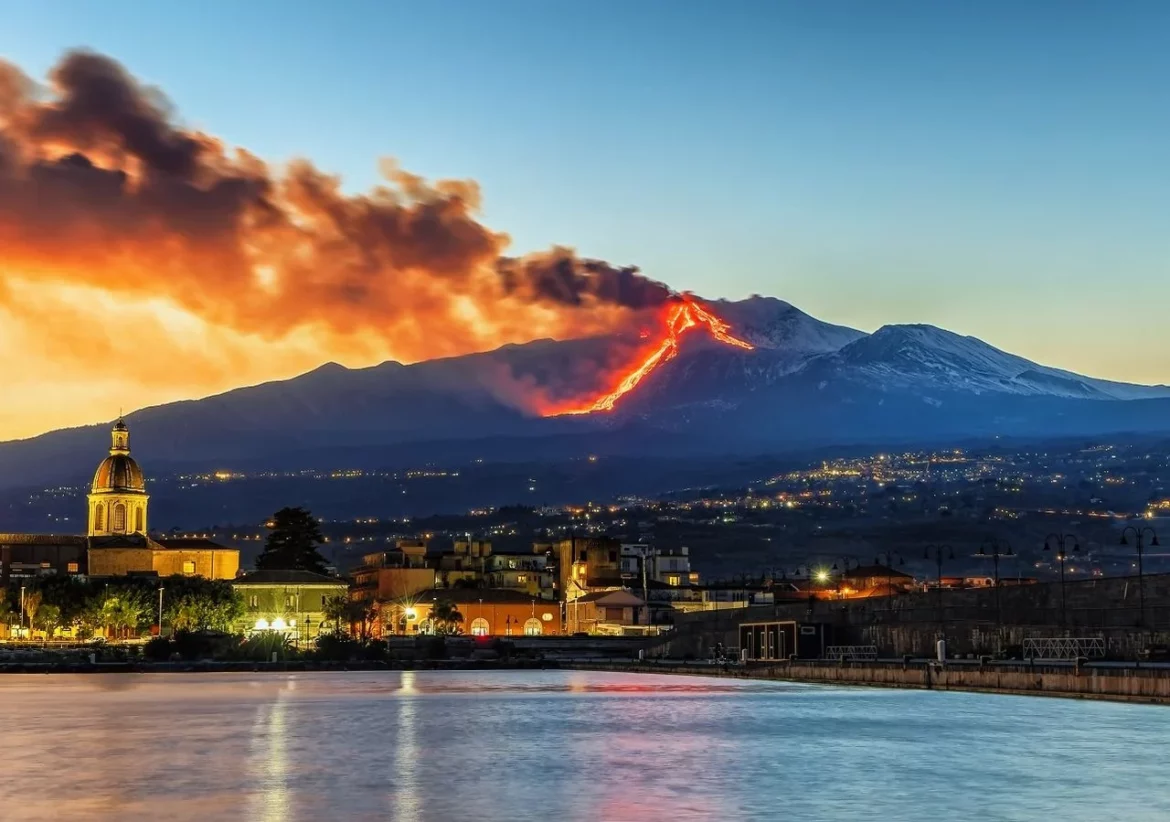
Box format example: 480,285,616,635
874,551,906,608
1043,533,1078,628
830,558,860,598
976,539,1014,631
924,544,954,635
1120,526,1159,630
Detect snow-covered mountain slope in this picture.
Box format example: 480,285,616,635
802,324,1170,400
713,296,866,353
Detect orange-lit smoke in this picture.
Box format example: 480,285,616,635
543,298,753,416
0,50,673,439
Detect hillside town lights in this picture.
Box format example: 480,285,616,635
1120,526,1159,631
1043,533,1079,628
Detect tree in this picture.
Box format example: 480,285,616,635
34,603,61,642
22,590,42,635
256,507,329,573
101,590,149,639
431,599,464,636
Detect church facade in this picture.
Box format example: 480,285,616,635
0,419,239,583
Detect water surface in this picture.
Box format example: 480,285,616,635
0,670,1165,821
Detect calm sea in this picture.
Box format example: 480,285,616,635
0,670,1166,821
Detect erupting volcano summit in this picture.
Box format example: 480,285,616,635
547,298,754,416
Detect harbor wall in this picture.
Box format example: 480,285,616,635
574,659,1170,703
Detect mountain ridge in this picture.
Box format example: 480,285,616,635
3,295,1169,492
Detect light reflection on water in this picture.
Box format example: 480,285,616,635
0,670,1167,822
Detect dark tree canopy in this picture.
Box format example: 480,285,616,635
256,506,329,573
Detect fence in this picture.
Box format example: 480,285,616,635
1022,637,1107,660
824,645,878,661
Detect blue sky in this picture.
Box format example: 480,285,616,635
4,1,1169,382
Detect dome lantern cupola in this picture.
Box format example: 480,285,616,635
88,418,149,536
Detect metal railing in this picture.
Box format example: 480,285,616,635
825,645,878,661
1022,637,1106,660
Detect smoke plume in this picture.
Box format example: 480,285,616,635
0,50,673,438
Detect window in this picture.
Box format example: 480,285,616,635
470,618,490,636
134,507,144,533
249,595,259,609
523,618,543,636
67,562,79,574
321,594,328,608
516,575,528,584
94,503,105,532
112,503,127,533
667,575,681,586
182,560,196,575
285,595,296,608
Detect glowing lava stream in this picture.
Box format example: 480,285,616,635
551,299,754,416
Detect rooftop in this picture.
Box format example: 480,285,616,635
234,569,347,586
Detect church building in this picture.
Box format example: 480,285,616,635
0,419,239,583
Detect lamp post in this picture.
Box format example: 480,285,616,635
976,540,1014,631
830,558,860,599
19,586,26,637
1043,533,1078,628
874,551,906,608
1120,526,1159,631
924,544,953,636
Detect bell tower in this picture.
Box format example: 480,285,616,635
88,418,149,537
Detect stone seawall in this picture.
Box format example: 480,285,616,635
573,660,1170,704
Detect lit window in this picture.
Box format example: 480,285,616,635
517,575,528,584
524,618,543,636
668,575,681,586
67,562,79,574
182,560,196,575
249,595,259,609
112,503,127,533
470,618,490,636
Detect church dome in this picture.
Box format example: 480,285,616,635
92,454,146,492
91,418,146,493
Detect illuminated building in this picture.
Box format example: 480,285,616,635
87,418,149,537
233,569,348,642
0,418,239,581
410,589,562,637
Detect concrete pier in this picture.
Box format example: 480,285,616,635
572,659,1170,704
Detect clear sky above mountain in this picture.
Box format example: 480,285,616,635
1,1,1168,439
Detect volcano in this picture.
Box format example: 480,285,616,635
545,298,754,416
3,294,1170,493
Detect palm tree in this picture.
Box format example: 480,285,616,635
322,595,350,635
22,590,42,637
431,599,464,636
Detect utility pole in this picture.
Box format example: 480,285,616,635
924,544,953,640
1043,533,1077,628
641,545,650,626
1120,526,1159,633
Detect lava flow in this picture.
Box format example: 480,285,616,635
548,299,754,416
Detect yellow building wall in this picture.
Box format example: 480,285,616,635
152,549,239,580
88,548,240,580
